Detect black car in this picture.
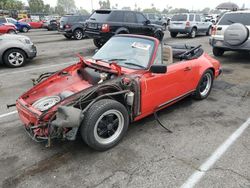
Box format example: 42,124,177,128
58,15,89,40
43,19,58,31
85,10,164,48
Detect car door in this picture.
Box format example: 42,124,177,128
123,11,138,34
140,45,194,115
135,12,151,35
195,14,203,33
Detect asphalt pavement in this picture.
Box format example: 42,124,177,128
0,29,249,188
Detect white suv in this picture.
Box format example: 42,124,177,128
168,13,212,38
209,11,250,56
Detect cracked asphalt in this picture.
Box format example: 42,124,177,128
0,29,249,188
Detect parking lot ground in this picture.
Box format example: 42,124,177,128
0,29,249,188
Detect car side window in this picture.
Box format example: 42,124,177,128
111,11,124,22
195,15,201,22
153,46,163,65
189,14,194,21
124,12,136,23
148,14,155,20
136,13,147,23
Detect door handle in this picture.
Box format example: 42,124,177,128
184,67,192,71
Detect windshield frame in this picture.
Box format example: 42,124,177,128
92,35,157,70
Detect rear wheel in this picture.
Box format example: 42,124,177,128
213,47,224,57
81,99,129,151
170,32,178,38
73,29,85,40
3,49,26,68
193,69,214,100
189,28,197,38
93,38,105,48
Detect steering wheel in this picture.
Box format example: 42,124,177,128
179,45,202,59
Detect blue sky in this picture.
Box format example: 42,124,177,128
21,0,250,11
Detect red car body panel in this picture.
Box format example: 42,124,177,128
19,18,43,29
16,34,221,141
0,24,16,34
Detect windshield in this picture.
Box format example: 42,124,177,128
7,18,17,24
171,14,187,21
89,10,111,22
218,13,250,25
92,37,155,69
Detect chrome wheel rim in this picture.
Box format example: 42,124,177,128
23,27,28,32
94,109,124,145
75,30,83,39
191,30,196,38
8,52,24,66
200,73,212,97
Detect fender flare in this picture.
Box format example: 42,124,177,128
115,27,129,35
72,24,85,33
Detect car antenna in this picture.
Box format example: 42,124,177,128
153,111,173,133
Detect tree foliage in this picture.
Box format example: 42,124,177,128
99,0,110,9
28,0,44,13
0,0,24,10
56,0,76,14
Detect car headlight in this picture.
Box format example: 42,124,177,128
18,38,32,44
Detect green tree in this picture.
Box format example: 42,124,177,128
143,7,160,13
28,0,44,13
78,7,89,15
55,5,65,15
1,0,24,10
57,0,76,13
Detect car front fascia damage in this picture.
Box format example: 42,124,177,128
16,58,142,145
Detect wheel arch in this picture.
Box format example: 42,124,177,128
115,27,129,34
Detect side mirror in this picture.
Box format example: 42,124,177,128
150,64,167,74
144,20,150,25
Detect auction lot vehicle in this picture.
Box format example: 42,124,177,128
0,23,17,34
209,11,250,56
58,15,89,40
43,19,58,31
0,34,37,67
169,13,212,38
85,10,164,48
0,17,31,32
19,18,43,29
16,35,221,151
144,13,168,30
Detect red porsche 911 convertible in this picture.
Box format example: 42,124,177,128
16,35,221,151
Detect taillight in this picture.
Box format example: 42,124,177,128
101,24,110,32
211,25,217,35
65,24,71,29
186,21,190,27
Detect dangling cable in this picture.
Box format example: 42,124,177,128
154,111,172,133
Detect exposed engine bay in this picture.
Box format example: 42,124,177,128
17,60,140,144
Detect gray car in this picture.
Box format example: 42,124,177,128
144,13,168,31
0,34,37,68
209,11,250,56
168,13,212,38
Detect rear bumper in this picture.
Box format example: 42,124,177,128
58,29,72,35
85,30,113,40
209,37,250,51
168,27,192,34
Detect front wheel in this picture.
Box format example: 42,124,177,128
93,38,105,48
3,49,27,68
22,26,29,33
8,29,16,34
193,69,214,100
154,31,163,41
81,99,129,151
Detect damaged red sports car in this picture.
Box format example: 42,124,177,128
16,35,221,151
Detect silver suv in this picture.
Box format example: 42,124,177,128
0,34,37,68
209,11,250,56
169,13,212,38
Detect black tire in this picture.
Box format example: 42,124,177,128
64,34,72,39
193,69,214,100
170,32,178,38
93,38,105,48
154,31,163,41
189,28,197,38
22,26,29,33
81,99,129,151
3,49,27,68
206,26,212,36
213,47,224,57
8,29,16,34
73,29,85,40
